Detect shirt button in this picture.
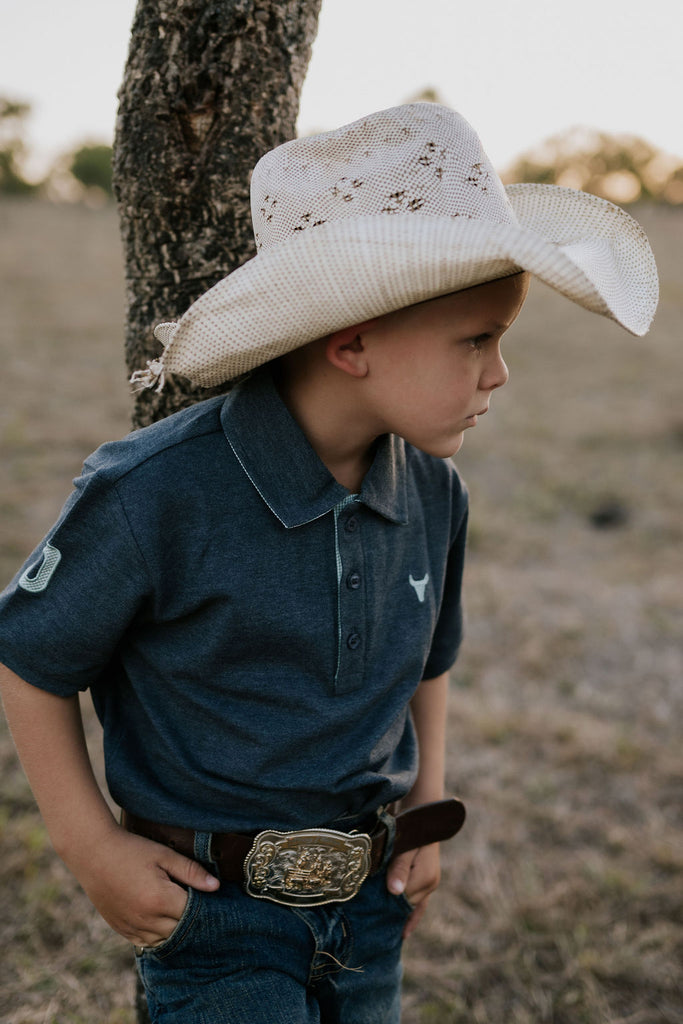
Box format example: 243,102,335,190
346,572,362,590
344,516,359,533
346,632,362,650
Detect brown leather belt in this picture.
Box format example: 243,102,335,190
121,797,465,896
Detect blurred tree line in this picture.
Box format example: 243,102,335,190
502,125,683,205
0,97,113,199
2,93,683,205
0,99,40,195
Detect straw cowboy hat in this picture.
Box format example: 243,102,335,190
131,103,658,392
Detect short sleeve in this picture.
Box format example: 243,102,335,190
0,468,151,696
422,499,468,680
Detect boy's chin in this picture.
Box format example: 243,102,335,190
411,432,465,460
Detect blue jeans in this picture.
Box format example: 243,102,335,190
135,825,412,1023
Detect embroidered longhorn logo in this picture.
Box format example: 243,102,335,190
409,573,429,603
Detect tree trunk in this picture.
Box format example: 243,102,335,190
112,3,321,1019
113,0,322,428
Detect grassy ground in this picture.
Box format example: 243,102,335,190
1,198,681,1023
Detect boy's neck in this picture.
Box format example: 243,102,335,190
274,360,377,494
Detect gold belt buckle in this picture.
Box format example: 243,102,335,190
244,827,373,907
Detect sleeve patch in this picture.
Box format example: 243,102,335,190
18,543,62,593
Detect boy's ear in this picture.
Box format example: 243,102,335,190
325,321,377,378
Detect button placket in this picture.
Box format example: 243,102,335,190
333,501,366,695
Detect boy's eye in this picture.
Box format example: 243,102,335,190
467,333,491,351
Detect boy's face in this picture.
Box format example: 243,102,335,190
359,273,529,458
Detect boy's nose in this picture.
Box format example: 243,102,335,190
482,349,509,391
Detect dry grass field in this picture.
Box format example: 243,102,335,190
0,197,681,1023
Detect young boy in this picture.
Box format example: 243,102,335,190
0,103,657,1023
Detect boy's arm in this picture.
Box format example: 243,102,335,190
386,670,448,937
0,663,219,947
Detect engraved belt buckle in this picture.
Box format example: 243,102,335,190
244,827,373,907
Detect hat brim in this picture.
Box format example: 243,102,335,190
162,183,658,388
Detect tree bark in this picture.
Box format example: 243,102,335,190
113,0,322,428
112,3,321,1019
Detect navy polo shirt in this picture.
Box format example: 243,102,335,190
0,368,468,832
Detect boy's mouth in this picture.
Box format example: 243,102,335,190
465,406,489,424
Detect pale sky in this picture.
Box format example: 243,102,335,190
1,0,681,177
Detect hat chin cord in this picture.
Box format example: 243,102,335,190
130,358,166,394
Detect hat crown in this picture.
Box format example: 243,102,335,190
251,103,517,252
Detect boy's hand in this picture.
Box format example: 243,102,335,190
0,673,219,947
73,825,220,948
386,842,440,938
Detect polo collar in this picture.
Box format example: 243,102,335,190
221,368,408,528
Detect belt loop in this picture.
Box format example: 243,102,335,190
193,829,215,871
376,806,397,871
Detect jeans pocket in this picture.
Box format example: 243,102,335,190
136,887,201,961
390,889,416,917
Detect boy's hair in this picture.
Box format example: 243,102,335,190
131,103,658,394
